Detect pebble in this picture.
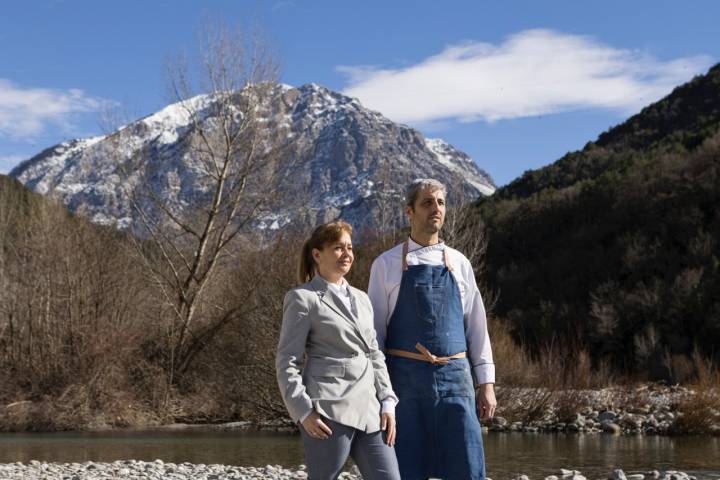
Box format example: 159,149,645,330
561,469,581,476
614,469,628,480
598,411,616,422
0,461,349,480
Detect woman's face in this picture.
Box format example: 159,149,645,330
312,231,354,280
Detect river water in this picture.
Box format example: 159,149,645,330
0,431,718,479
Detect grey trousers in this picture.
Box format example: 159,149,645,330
300,418,401,480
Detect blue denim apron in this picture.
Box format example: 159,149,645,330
385,240,485,480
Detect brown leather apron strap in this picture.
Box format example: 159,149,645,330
386,342,466,365
402,238,409,271
443,247,453,271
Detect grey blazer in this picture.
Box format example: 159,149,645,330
276,275,398,433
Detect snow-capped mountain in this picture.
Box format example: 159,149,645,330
10,83,495,233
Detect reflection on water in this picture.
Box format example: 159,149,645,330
486,433,720,479
0,431,718,479
0,430,303,466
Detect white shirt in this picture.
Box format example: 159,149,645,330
326,278,357,318
368,238,495,385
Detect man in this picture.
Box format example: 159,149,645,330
368,178,496,480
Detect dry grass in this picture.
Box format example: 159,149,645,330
495,388,554,423
669,350,720,435
670,389,720,435
553,389,589,423
490,317,616,389
489,318,540,386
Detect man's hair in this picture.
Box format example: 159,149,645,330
405,178,447,208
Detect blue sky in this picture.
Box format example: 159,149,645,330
1,0,718,185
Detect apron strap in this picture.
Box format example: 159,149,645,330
402,238,409,271
386,342,467,365
402,237,453,272
443,247,453,272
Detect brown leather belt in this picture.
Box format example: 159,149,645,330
386,342,466,365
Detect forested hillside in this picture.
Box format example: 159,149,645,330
474,64,720,380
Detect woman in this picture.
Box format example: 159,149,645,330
276,221,400,480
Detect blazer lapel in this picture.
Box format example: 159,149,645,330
311,276,369,348
329,288,358,322
350,286,371,324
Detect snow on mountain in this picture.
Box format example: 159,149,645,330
425,138,496,196
10,83,496,233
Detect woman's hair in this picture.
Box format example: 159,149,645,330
298,220,353,284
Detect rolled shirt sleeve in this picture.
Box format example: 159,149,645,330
462,259,495,385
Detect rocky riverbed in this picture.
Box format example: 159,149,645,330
0,462,707,480
160,384,720,437
4,384,718,436
488,384,720,435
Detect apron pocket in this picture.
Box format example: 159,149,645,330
436,360,474,397
414,284,445,321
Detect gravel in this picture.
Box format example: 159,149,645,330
0,462,703,480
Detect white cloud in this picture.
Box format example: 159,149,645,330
338,29,714,124
0,79,110,139
0,154,26,174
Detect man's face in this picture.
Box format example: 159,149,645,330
407,187,446,235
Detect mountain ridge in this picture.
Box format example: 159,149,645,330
492,63,720,201
10,83,495,233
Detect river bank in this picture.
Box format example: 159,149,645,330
3,384,719,436
0,461,709,480
172,384,720,437
490,384,720,435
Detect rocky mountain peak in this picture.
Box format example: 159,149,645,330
10,83,495,234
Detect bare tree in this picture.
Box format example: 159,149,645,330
112,22,291,397
442,198,498,313
372,159,402,238
442,202,486,267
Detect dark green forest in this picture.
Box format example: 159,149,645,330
474,64,720,381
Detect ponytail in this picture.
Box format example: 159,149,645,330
298,238,316,284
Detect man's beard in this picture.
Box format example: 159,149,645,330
423,220,442,234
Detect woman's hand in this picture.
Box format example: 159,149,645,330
476,383,497,420
381,412,396,446
301,411,333,439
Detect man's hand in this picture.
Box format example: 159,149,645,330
301,411,333,439
381,412,396,446
476,383,497,421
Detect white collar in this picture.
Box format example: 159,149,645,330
407,237,446,254
317,275,350,296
